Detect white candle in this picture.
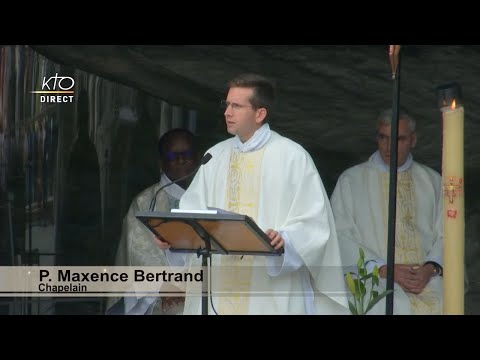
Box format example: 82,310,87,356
441,103,465,315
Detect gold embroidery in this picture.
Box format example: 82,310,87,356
216,149,265,314
380,171,441,314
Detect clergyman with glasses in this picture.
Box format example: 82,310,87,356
154,73,350,315
107,128,200,315
330,109,444,314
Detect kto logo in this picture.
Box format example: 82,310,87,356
31,73,75,103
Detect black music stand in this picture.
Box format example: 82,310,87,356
135,210,282,315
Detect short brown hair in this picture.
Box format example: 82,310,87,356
228,73,276,123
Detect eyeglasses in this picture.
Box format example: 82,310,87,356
220,99,253,111
165,150,194,162
376,133,412,144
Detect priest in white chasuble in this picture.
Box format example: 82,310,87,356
107,128,199,315
331,109,443,315
157,73,349,315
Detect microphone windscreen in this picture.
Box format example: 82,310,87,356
201,153,213,165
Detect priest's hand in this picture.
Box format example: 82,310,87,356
161,296,185,313
153,235,171,250
403,264,434,294
265,229,284,250
379,264,430,294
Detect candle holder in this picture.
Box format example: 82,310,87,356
436,82,463,109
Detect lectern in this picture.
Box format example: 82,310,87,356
135,210,282,315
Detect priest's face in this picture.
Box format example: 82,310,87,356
162,135,198,189
377,118,417,167
223,87,267,142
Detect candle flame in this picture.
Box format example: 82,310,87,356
451,99,456,110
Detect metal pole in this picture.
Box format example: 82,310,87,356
386,45,401,315
7,192,14,265
27,139,33,315
202,252,209,315
27,158,32,266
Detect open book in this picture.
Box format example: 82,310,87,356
170,207,237,215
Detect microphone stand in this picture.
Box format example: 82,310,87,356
149,172,193,211
186,220,213,315
149,153,212,211
148,152,213,313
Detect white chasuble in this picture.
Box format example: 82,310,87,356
179,131,349,315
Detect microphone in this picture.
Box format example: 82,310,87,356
149,153,212,211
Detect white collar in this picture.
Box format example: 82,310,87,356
370,150,413,173
159,173,185,200
233,123,271,153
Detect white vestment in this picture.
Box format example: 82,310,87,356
176,125,349,315
330,152,443,315
107,174,185,315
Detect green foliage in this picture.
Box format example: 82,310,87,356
345,248,393,315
